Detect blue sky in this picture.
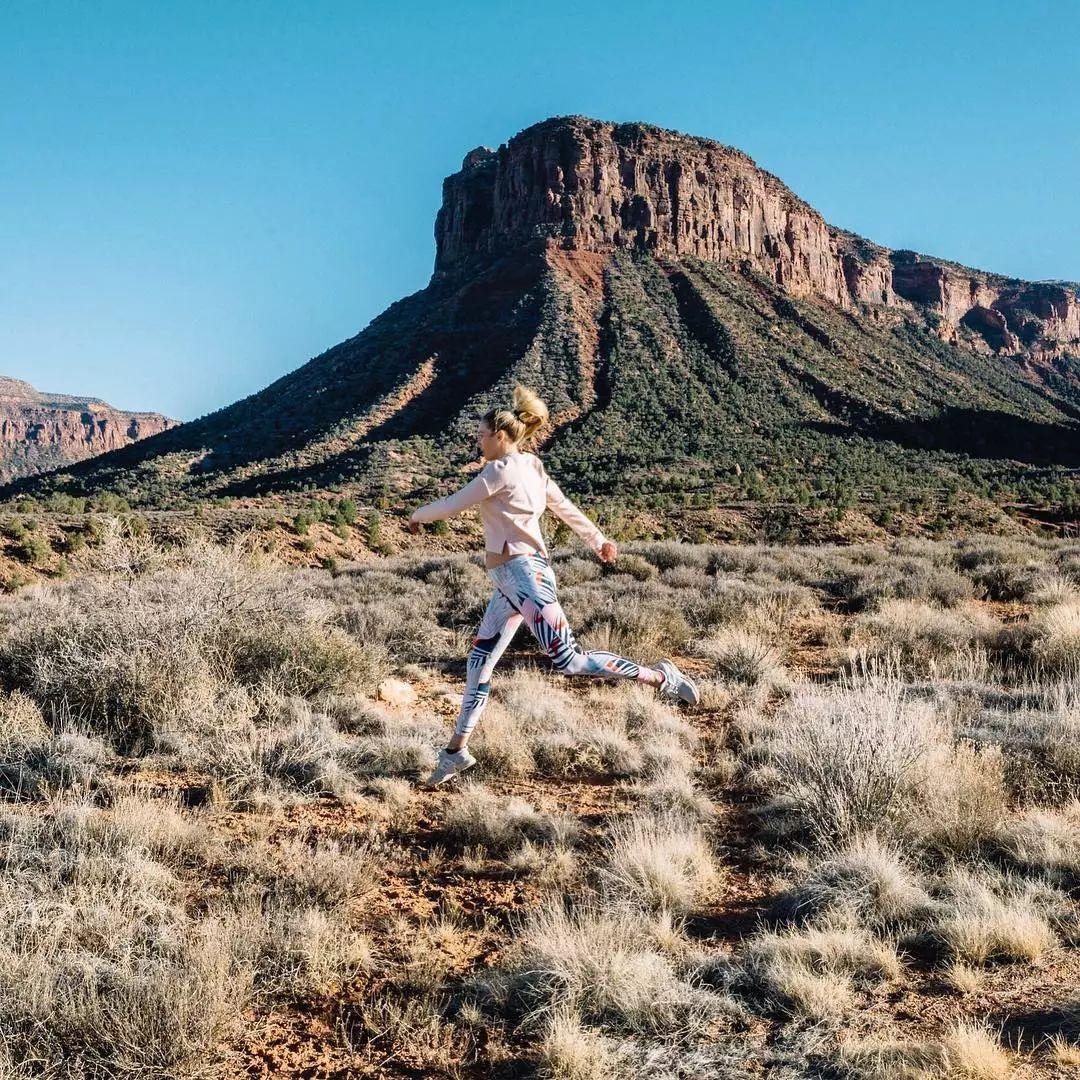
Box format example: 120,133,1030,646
3,1,1077,420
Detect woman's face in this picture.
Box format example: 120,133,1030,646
477,421,508,461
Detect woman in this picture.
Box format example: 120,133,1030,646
408,386,700,788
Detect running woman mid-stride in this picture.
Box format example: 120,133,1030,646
408,385,700,788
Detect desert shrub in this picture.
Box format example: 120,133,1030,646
0,732,111,800
0,797,259,1078
618,689,696,746
659,565,712,591
680,577,776,630
965,699,1080,804
498,670,582,730
705,545,793,578
14,531,52,568
228,622,368,697
201,714,356,801
442,785,578,855
576,591,692,656
552,556,602,586
418,557,492,627
912,742,1007,857
695,628,787,689
738,583,821,636
506,842,581,888
738,921,900,1021
602,553,656,582
318,694,398,735
832,558,975,611
847,600,998,677
748,681,1005,851
633,542,713,573
0,541,374,750
485,901,735,1041
598,813,718,915
1055,545,1080,585
953,536,1047,601
329,574,441,660
338,988,474,1071
774,835,935,933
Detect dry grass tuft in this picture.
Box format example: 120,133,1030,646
941,961,984,995
538,1011,614,1080
741,921,901,1021
0,795,262,1078
993,803,1080,878
491,900,734,1041
442,785,578,855
634,768,717,823
1029,600,1080,674
696,628,787,689
598,813,719,914
932,870,1056,965
777,834,934,932
839,1018,1008,1079
1049,1034,1080,1067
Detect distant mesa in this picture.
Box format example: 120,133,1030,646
5,116,1079,520
0,376,178,483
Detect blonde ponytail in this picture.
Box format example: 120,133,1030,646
483,385,549,446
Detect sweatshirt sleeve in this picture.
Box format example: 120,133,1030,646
543,468,607,556
411,464,506,523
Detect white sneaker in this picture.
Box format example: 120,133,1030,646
656,659,701,706
423,747,477,788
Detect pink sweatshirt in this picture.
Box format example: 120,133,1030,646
410,451,608,558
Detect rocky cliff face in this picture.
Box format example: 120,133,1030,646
0,377,177,482
437,117,1080,363
436,118,851,305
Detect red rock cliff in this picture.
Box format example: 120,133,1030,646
0,377,178,482
435,116,1080,361
436,117,850,305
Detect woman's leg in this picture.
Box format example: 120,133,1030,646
446,587,523,750
492,554,664,686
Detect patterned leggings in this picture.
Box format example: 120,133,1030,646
454,551,658,739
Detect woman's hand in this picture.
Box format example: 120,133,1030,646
599,540,618,564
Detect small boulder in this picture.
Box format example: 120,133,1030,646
377,678,417,709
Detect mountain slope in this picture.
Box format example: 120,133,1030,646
7,117,1078,522
0,377,177,483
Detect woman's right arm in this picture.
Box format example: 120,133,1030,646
410,466,503,524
